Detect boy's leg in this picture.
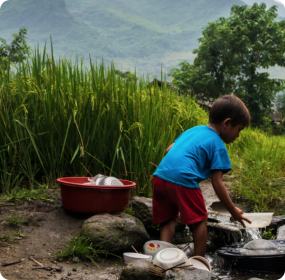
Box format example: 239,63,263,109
191,218,207,256
160,217,178,243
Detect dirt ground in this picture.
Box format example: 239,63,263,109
0,179,239,280
0,190,124,280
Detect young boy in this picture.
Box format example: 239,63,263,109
152,95,251,256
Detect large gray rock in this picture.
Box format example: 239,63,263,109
119,260,220,280
165,268,220,280
119,260,159,280
81,213,149,254
128,197,186,240
269,216,285,230
277,225,285,240
207,222,242,250
128,197,153,227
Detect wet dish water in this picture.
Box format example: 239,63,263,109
209,252,284,280
216,240,285,274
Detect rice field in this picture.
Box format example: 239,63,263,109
0,46,208,197
1,46,285,213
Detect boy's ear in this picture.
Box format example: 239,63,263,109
222,118,232,127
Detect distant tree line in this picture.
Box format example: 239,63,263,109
0,27,31,69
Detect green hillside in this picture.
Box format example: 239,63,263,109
0,0,107,58
0,0,284,77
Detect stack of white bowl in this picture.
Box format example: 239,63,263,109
123,240,211,272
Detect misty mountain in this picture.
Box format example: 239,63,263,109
0,0,284,78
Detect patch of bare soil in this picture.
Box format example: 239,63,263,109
0,190,124,280
0,179,249,280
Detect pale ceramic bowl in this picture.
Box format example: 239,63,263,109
153,248,190,269
189,256,211,272
143,240,177,258
123,253,152,264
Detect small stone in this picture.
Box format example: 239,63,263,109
277,224,285,240
72,257,79,263
72,268,77,272
66,261,70,264
67,272,71,276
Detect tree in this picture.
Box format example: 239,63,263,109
115,69,138,82
0,27,31,69
276,93,285,121
169,4,285,126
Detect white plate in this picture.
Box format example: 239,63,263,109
243,213,274,228
153,248,190,268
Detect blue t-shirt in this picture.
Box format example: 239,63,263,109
153,125,232,189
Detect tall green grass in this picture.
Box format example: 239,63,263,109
0,46,208,196
228,128,285,214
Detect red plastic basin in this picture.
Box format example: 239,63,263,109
57,177,136,214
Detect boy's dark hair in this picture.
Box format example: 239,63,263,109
209,95,250,127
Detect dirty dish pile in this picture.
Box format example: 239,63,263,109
86,174,124,186
57,177,136,214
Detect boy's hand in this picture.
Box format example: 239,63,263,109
231,207,251,228
211,170,251,228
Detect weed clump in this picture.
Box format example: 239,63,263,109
6,213,24,226
5,188,54,203
0,234,10,242
123,206,135,216
261,228,276,240
56,236,119,266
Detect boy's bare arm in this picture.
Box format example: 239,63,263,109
211,170,251,227
165,143,174,155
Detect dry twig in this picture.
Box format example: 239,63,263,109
2,260,22,266
154,264,166,271
164,262,186,271
131,245,139,254
176,264,192,268
29,256,44,267
148,268,164,277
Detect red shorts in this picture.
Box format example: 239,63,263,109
152,176,208,225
